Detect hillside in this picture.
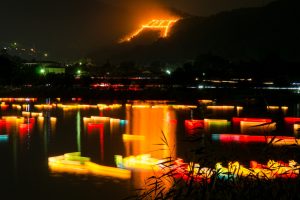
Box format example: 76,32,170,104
91,0,300,64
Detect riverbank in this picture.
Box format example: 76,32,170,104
1,86,300,105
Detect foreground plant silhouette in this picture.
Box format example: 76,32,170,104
125,129,300,200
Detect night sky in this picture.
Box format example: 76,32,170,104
0,0,274,60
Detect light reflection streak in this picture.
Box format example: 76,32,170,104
110,119,121,134
76,111,81,152
50,117,57,133
0,98,37,102
0,135,9,142
132,105,151,109
267,137,300,146
212,134,267,143
204,119,230,134
49,152,131,179
57,104,98,111
86,122,105,161
100,124,104,161
37,116,44,133
123,134,145,141
124,106,177,188
285,117,300,124
212,134,295,143
125,106,176,159
198,100,214,104
171,105,197,109
90,116,110,121
294,124,300,136
236,106,243,116
185,120,204,130
207,106,235,110
232,117,272,126
97,104,122,110
0,119,11,133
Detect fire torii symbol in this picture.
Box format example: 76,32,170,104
120,19,179,43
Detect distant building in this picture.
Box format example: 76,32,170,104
41,66,65,74
23,61,65,74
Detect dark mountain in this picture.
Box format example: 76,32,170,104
91,0,300,64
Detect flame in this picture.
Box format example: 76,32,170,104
120,19,179,43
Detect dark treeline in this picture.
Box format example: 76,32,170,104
0,53,76,87
170,53,300,86
1,51,300,88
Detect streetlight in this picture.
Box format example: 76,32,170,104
40,68,45,75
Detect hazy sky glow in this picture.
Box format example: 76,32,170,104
0,0,274,60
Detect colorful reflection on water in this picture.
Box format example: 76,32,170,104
0,98,300,199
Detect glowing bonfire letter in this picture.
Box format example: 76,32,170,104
120,19,179,42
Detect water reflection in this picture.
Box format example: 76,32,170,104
1,98,300,199
125,106,177,159
76,111,81,152
124,105,177,189
0,134,8,142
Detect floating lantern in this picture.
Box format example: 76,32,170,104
0,102,9,110
212,134,295,144
22,112,43,117
267,106,280,110
285,117,300,124
215,163,236,180
12,104,22,110
240,121,276,134
212,134,268,143
48,152,131,179
185,120,204,130
267,137,299,145
198,100,214,104
204,119,230,133
232,117,272,126
173,159,214,182
171,105,197,109
250,160,299,179
207,106,235,110
116,154,163,170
